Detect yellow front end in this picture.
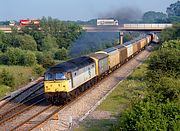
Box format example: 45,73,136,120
44,80,69,93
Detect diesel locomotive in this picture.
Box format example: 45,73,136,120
44,33,158,104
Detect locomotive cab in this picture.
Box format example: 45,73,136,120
44,72,72,93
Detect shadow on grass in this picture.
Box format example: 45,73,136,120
78,118,117,131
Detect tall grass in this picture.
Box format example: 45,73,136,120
0,65,39,98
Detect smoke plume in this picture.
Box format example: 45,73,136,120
98,7,143,23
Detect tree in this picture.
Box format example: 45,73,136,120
40,16,82,49
160,23,180,42
142,11,168,23
22,51,36,66
167,1,180,17
54,47,68,60
40,34,58,51
166,1,180,23
15,35,37,51
35,51,55,68
6,47,24,65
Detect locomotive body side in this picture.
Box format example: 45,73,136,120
71,62,96,90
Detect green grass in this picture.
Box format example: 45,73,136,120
0,65,39,98
0,85,11,98
97,63,148,112
75,119,116,131
76,63,149,131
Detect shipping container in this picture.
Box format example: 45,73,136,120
146,35,151,45
114,45,127,64
124,42,133,58
96,47,120,69
89,53,109,76
132,42,138,54
140,38,147,49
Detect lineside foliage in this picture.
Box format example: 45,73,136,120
114,40,180,130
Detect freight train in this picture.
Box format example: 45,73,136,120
44,33,158,104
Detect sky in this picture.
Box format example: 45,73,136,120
0,0,178,21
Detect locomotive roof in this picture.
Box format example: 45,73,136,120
46,56,94,73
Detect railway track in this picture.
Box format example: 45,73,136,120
0,93,44,124
0,96,48,131
0,81,43,115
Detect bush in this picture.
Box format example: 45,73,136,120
148,77,180,102
0,69,15,87
54,47,68,60
6,47,24,65
35,52,55,68
5,47,37,66
22,51,36,66
162,40,180,51
160,23,180,42
15,35,37,51
115,99,180,131
0,53,9,64
147,48,180,78
33,64,45,76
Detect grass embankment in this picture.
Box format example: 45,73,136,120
0,65,39,98
76,63,149,131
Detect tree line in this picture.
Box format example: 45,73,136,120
142,1,180,23
0,17,82,68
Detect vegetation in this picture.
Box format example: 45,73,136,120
166,1,180,23
0,66,38,97
160,23,180,42
142,11,168,23
142,1,180,23
114,39,180,130
0,17,82,98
